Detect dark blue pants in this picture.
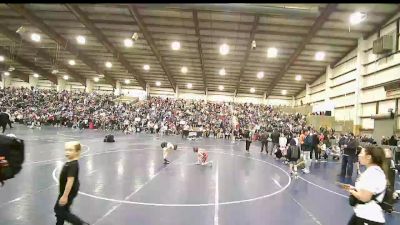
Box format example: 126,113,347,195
340,154,355,177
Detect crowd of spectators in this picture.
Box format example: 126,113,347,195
0,87,309,140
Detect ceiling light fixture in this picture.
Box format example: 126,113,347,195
52,69,59,74
3,72,10,76
63,75,69,80
132,32,139,41
33,73,39,78
143,64,150,71
281,90,287,95
8,66,15,72
250,88,255,93
124,79,130,84
187,83,192,89
219,68,226,76
257,71,264,79
0,55,4,62
105,61,112,68
76,35,86,45
31,33,41,42
155,81,161,86
218,85,224,91
295,74,302,81
93,77,99,82
171,41,181,50
267,47,278,58
68,60,76,66
181,66,188,74
219,43,229,55
124,38,133,47
349,12,367,25
315,51,325,61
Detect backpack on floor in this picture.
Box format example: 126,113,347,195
104,134,115,143
0,135,25,186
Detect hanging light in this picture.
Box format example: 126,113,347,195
219,68,226,76
219,43,229,55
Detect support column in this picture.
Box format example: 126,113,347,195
146,83,150,99
353,37,367,135
57,77,66,91
1,75,11,88
114,81,121,96
205,87,208,103
175,86,179,99
85,79,93,93
233,90,237,103
325,65,333,103
29,75,39,88
292,96,295,108
305,83,311,104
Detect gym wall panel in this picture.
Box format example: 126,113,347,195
361,102,376,117
208,94,234,103
310,91,325,103
365,51,400,73
398,117,400,130
380,18,397,36
333,48,357,67
378,99,396,114
235,96,263,104
179,92,206,101
363,64,400,88
334,106,355,121
332,57,357,79
331,94,355,108
331,70,357,87
361,118,374,129
10,80,31,89
311,74,326,86
265,98,291,106
330,81,356,96
310,83,325,93
360,87,387,103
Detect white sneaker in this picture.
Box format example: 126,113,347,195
302,169,310,174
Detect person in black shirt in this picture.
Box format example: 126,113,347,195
54,141,89,225
339,133,358,178
260,130,269,153
0,108,11,133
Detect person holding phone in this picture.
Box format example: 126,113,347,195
339,146,387,225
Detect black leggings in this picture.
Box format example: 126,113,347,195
245,140,251,151
1,123,6,133
347,214,384,225
54,194,86,225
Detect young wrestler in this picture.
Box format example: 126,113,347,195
193,147,213,166
54,141,89,225
161,142,178,164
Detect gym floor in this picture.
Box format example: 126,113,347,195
0,125,399,225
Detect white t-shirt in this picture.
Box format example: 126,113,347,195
353,165,386,223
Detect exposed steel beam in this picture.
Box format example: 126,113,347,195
0,46,57,84
66,4,146,90
128,5,176,92
265,4,338,98
8,4,117,87
235,15,260,96
0,25,86,85
294,5,400,97
193,9,207,95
